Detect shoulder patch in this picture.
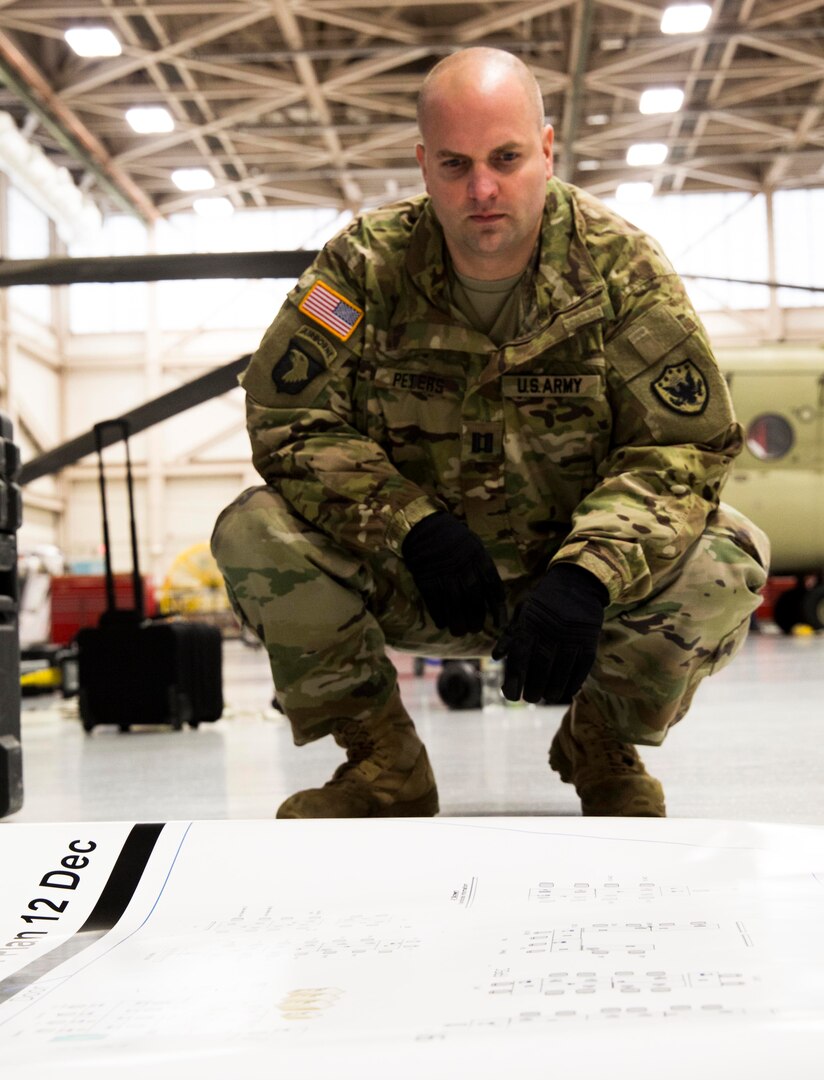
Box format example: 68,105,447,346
294,323,337,364
651,359,708,415
298,281,364,341
271,346,324,396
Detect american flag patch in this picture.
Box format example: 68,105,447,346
298,281,364,341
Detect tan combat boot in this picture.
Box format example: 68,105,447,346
549,702,666,817
276,692,439,819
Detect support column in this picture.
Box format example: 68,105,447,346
764,188,783,342
145,221,166,588
50,221,70,555
0,173,11,421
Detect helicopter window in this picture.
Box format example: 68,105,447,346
745,413,794,460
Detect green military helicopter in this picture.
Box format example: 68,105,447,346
719,346,824,633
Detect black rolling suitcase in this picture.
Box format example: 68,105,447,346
0,412,22,816
76,419,223,732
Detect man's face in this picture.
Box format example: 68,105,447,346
416,81,553,280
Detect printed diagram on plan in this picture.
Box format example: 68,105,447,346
2,817,824,1076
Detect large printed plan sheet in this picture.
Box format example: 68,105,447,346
2,817,824,1078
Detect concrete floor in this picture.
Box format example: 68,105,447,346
6,624,824,826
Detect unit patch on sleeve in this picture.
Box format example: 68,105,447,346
298,281,364,341
271,346,325,395
651,359,708,415
294,323,337,364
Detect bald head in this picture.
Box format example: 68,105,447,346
414,46,553,279
417,48,545,138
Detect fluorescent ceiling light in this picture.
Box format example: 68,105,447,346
639,87,685,115
126,107,174,134
193,197,234,218
171,168,215,192
64,27,122,57
586,113,610,126
660,4,711,34
577,159,600,171
626,142,669,166
615,181,654,203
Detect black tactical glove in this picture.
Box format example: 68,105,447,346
492,563,608,704
401,512,506,637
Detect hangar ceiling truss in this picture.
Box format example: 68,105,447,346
0,0,822,220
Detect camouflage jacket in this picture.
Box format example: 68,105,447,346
241,178,741,604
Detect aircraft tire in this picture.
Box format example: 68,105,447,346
800,584,824,632
773,587,806,635
437,660,482,710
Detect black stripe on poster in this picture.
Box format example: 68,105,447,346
0,822,165,1006
80,822,165,932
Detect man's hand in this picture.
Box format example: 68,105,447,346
492,563,608,704
402,512,506,637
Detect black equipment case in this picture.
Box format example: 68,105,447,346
0,412,22,816
76,420,223,732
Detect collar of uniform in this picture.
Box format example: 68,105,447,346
405,199,452,312
405,184,609,317
470,185,613,386
471,288,608,392
396,183,616,360
385,200,493,353
527,179,609,322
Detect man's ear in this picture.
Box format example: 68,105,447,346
542,125,554,179
415,143,428,188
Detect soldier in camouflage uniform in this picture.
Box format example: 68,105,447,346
211,47,769,819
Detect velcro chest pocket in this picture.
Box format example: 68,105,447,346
372,367,465,435
501,365,610,476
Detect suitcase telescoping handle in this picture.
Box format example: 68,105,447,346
93,419,144,619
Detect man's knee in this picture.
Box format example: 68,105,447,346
211,485,285,571
584,504,769,743
678,502,769,643
211,485,379,650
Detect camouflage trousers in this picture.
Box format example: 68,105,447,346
211,486,769,748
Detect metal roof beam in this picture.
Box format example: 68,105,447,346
0,30,158,220
59,7,271,100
